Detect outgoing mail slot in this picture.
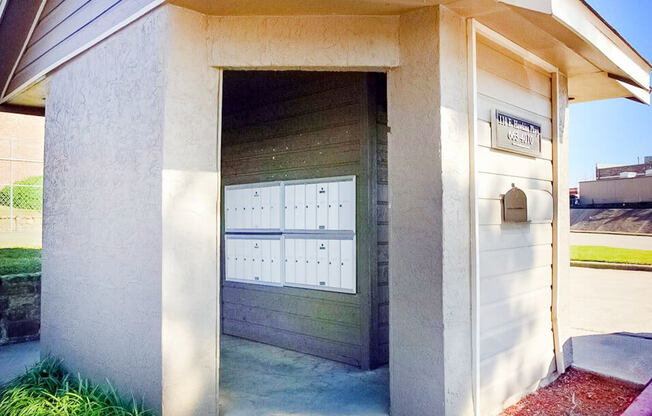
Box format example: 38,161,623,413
503,185,553,223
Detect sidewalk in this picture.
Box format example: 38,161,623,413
571,333,652,387
0,341,39,384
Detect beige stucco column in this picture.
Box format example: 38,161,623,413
161,6,220,416
41,8,167,412
387,6,474,416
42,6,221,415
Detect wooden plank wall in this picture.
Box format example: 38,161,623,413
475,38,555,414
375,78,390,365
8,0,161,95
221,71,388,369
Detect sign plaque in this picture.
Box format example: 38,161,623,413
491,109,541,158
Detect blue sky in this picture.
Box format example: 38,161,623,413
569,0,652,186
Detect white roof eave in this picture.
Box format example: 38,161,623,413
499,0,651,100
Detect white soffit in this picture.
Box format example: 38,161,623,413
0,1,8,22
498,0,651,103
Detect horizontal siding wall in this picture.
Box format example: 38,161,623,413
8,0,162,95
476,38,555,415
375,78,389,366
221,72,382,368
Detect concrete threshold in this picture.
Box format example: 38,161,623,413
570,261,652,272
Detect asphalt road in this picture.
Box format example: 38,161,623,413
568,266,652,336
570,232,651,251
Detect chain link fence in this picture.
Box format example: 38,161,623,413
0,135,43,245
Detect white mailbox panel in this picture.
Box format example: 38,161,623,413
225,235,282,285
225,176,355,294
284,177,356,232
284,236,356,293
225,183,282,231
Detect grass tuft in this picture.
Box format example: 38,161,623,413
0,248,41,276
0,357,155,416
571,245,652,265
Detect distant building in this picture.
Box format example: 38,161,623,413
596,156,652,179
579,156,652,206
569,187,579,206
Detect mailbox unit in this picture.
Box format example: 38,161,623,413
225,183,282,231
220,71,388,369
224,176,357,293
284,235,356,292
284,179,356,232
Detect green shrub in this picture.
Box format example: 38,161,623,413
0,248,41,276
0,358,155,416
0,176,43,210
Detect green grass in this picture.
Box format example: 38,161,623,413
0,176,43,210
0,248,41,276
0,358,155,416
571,245,652,265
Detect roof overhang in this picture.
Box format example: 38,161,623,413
0,0,46,107
0,0,649,108
497,0,651,103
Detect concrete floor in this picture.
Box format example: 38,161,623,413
0,337,389,416
219,335,389,416
572,333,652,386
0,341,39,384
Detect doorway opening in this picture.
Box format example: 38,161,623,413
218,70,390,415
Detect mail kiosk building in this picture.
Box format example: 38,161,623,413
0,0,649,415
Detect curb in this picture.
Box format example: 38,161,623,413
570,261,652,272
570,230,652,237
622,380,652,416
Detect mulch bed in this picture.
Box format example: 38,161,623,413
499,368,642,416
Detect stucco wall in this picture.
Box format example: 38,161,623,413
207,15,399,69
387,6,473,416
42,8,166,411
161,6,219,416
43,6,220,414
